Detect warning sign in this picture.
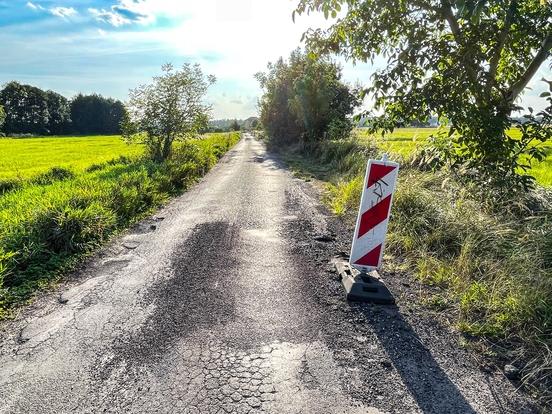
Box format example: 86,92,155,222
350,157,399,272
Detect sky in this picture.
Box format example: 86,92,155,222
0,0,550,119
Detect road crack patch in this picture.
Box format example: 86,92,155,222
95,221,240,383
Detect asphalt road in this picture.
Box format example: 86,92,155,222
0,134,536,413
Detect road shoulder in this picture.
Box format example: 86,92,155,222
280,158,537,413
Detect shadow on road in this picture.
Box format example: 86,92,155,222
360,305,478,414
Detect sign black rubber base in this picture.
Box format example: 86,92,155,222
335,261,395,304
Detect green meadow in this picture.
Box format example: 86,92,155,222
0,135,143,181
0,132,240,318
356,128,552,186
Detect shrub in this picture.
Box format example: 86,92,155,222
109,168,167,223
86,155,133,173
256,49,359,147
122,63,215,162
33,167,75,185
0,179,21,194
37,202,116,254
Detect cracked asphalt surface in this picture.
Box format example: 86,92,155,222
0,134,537,413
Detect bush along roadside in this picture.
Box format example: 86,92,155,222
0,132,240,319
278,134,552,409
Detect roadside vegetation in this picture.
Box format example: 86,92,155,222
280,133,552,405
258,0,552,406
0,62,237,319
122,63,216,162
0,132,240,320
297,0,552,193
357,128,552,187
255,49,359,149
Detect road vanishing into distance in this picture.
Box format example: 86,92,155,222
0,135,536,413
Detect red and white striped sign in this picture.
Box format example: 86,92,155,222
350,157,399,271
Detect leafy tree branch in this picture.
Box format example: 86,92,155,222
296,0,552,190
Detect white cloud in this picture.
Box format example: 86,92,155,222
89,8,131,27
80,0,340,117
87,0,258,27
129,1,328,75
88,0,166,27
83,0,329,81
49,7,78,18
27,2,77,19
14,0,551,119
26,2,44,11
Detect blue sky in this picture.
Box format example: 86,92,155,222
0,0,550,119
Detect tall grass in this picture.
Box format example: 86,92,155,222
280,134,552,408
0,132,240,319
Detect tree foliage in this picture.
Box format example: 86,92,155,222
0,82,72,135
250,118,260,130
123,63,215,162
0,82,51,135
0,105,5,131
70,94,126,135
230,119,241,131
256,49,359,147
296,0,552,190
0,82,125,136
45,90,71,135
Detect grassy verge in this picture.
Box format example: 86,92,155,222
279,135,552,408
0,132,240,319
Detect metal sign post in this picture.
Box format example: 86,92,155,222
335,154,399,304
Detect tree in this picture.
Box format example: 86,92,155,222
0,83,126,136
107,100,126,135
123,63,215,162
45,90,71,135
230,119,241,131
0,105,5,132
0,81,50,135
256,49,359,146
71,94,126,135
296,0,552,189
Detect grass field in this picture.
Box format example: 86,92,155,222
356,128,552,186
0,136,143,181
0,132,240,319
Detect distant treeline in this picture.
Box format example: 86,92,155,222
0,81,126,136
208,117,259,132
